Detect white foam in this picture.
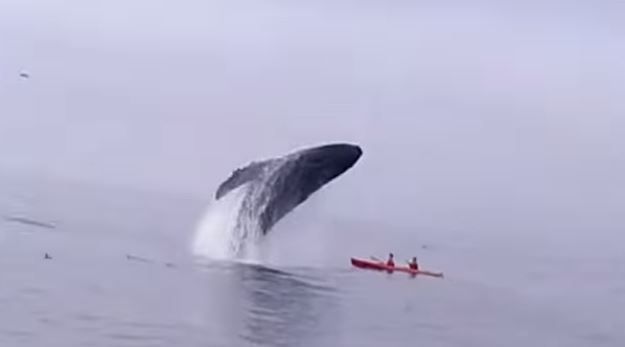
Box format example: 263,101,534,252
191,185,249,260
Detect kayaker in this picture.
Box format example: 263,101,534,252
386,253,395,267
408,256,419,270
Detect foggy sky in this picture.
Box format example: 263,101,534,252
1,1,624,242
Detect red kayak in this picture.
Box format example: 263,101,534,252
350,257,444,278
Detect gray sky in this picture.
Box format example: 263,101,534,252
1,0,623,242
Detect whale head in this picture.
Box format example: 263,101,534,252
291,143,362,196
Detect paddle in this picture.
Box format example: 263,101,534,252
369,256,382,262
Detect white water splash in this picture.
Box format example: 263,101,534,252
190,183,270,262
192,185,251,260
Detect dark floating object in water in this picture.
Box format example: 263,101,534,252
125,254,152,263
19,71,30,79
126,253,177,268
44,253,52,260
3,216,56,229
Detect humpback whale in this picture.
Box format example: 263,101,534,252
215,143,362,240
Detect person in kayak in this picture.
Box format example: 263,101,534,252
386,253,395,267
407,256,419,270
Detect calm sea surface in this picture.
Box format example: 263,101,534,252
1,179,623,347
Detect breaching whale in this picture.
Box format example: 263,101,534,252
215,143,362,239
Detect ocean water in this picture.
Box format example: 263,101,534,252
1,176,623,347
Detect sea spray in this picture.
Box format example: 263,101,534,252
192,185,250,260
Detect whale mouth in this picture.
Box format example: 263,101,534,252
300,143,362,162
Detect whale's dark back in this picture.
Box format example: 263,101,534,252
216,143,362,235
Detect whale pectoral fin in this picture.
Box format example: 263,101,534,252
216,160,272,199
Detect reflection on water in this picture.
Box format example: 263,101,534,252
234,263,338,346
